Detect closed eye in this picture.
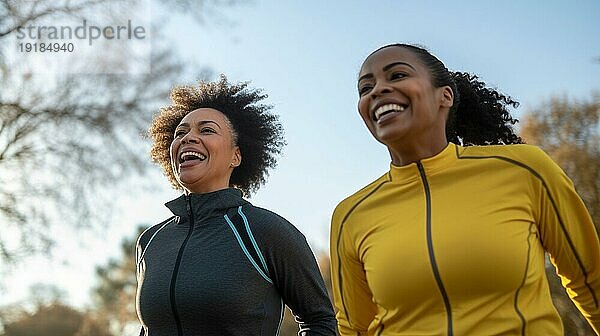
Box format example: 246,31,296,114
358,84,373,96
174,129,187,137
201,127,217,134
390,72,407,80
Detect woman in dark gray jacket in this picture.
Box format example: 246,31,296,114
136,75,336,336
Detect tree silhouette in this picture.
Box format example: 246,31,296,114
0,0,240,268
91,225,147,335
1,302,111,336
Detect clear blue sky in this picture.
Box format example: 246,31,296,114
3,0,599,315
166,0,600,251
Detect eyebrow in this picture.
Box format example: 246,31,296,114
176,120,222,129
358,61,417,83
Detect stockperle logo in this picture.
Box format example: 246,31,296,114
5,0,151,74
16,20,147,46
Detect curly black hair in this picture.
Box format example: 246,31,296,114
148,75,285,196
369,44,523,145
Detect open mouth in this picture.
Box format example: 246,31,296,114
179,151,207,164
373,103,407,122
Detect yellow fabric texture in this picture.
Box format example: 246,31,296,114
330,142,600,335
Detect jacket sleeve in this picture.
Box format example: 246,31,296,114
253,208,337,335
135,221,168,336
135,231,146,335
330,203,377,335
533,148,600,334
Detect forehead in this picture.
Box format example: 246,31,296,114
179,108,229,125
359,46,424,76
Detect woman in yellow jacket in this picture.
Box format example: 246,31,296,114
330,43,600,335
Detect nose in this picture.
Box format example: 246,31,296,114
180,131,199,144
370,81,392,98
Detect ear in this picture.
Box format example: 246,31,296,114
231,146,242,168
440,86,454,108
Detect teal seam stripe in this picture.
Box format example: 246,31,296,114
224,214,273,284
275,298,284,336
238,206,270,275
137,220,171,271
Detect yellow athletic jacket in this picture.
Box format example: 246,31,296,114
330,142,600,335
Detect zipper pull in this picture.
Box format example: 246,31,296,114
185,194,191,211
417,161,423,173
186,194,194,227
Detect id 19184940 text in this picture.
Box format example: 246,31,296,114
18,42,75,53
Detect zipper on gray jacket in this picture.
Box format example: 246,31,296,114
169,195,195,336
417,161,453,336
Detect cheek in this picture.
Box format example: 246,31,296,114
357,97,370,123
205,140,229,163
169,141,178,163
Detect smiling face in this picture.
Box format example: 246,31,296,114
357,46,453,163
169,108,241,194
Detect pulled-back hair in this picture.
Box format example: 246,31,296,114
369,44,523,145
148,75,285,196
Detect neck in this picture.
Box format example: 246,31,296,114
388,140,449,166
184,184,230,195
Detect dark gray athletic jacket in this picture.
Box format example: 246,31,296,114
136,188,336,335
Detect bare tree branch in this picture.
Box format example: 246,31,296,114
0,0,245,278
0,2,188,262
0,0,112,37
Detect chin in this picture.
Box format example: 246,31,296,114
375,132,400,144
178,174,201,188
377,133,409,149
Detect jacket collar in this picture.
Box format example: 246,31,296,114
388,142,457,183
165,188,248,223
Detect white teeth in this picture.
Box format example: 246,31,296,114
180,151,206,161
374,104,406,121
